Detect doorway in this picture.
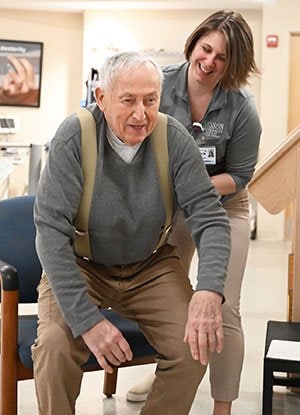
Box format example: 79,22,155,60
285,33,300,239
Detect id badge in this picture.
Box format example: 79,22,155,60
199,146,216,165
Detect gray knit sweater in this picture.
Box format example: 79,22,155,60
34,104,231,337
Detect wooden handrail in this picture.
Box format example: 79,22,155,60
248,125,300,214
248,126,300,322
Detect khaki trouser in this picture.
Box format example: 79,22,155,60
169,189,250,402
32,244,207,415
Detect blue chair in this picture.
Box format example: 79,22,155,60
0,195,156,415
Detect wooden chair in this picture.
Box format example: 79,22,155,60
0,195,157,415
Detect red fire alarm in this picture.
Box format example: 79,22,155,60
266,34,278,48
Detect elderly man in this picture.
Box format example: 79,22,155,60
32,51,231,415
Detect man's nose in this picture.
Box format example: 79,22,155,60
133,102,146,119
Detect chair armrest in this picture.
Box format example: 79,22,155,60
0,259,19,338
0,259,19,322
0,260,19,291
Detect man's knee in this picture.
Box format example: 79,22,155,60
33,325,68,363
32,323,86,370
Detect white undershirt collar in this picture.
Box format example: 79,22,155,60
106,124,142,163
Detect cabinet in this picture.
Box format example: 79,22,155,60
0,157,13,199
0,143,43,199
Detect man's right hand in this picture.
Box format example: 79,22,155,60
82,319,133,373
183,290,224,366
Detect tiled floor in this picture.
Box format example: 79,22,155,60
18,240,300,414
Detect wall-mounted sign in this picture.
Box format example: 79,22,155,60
0,39,43,107
266,34,279,48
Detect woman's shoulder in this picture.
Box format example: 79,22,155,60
162,61,187,79
223,87,258,114
227,87,254,103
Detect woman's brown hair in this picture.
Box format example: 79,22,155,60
184,10,260,90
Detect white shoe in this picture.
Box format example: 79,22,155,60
126,373,156,402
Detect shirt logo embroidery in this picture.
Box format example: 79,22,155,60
203,121,224,138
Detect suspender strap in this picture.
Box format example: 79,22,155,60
74,108,97,259
151,112,173,253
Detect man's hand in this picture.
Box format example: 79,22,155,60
82,319,133,374
184,290,224,366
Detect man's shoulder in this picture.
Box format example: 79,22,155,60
49,109,86,152
165,113,186,130
164,113,193,148
85,103,103,123
54,104,103,145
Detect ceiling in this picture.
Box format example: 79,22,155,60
0,0,276,13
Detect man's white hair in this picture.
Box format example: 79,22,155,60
97,51,164,91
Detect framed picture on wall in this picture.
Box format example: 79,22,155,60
0,39,43,107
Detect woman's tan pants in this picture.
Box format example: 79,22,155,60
32,244,207,415
169,189,250,402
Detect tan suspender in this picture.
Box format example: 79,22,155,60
150,112,173,253
74,108,172,259
74,108,97,259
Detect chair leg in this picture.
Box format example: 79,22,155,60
0,379,17,415
262,362,273,415
1,289,18,415
103,368,118,397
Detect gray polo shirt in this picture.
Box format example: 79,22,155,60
160,61,262,199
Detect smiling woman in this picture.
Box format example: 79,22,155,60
126,10,262,415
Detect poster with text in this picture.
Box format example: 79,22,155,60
0,39,43,107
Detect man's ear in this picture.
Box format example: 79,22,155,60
94,87,105,111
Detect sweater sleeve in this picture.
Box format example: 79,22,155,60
34,113,104,338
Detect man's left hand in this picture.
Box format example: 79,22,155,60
183,290,223,366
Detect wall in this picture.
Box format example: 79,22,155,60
256,0,300,240
82,7,266,238
82,3,300,241
0,9,83,195
0,9,83,146
82,9,261,106
1,2,300,240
